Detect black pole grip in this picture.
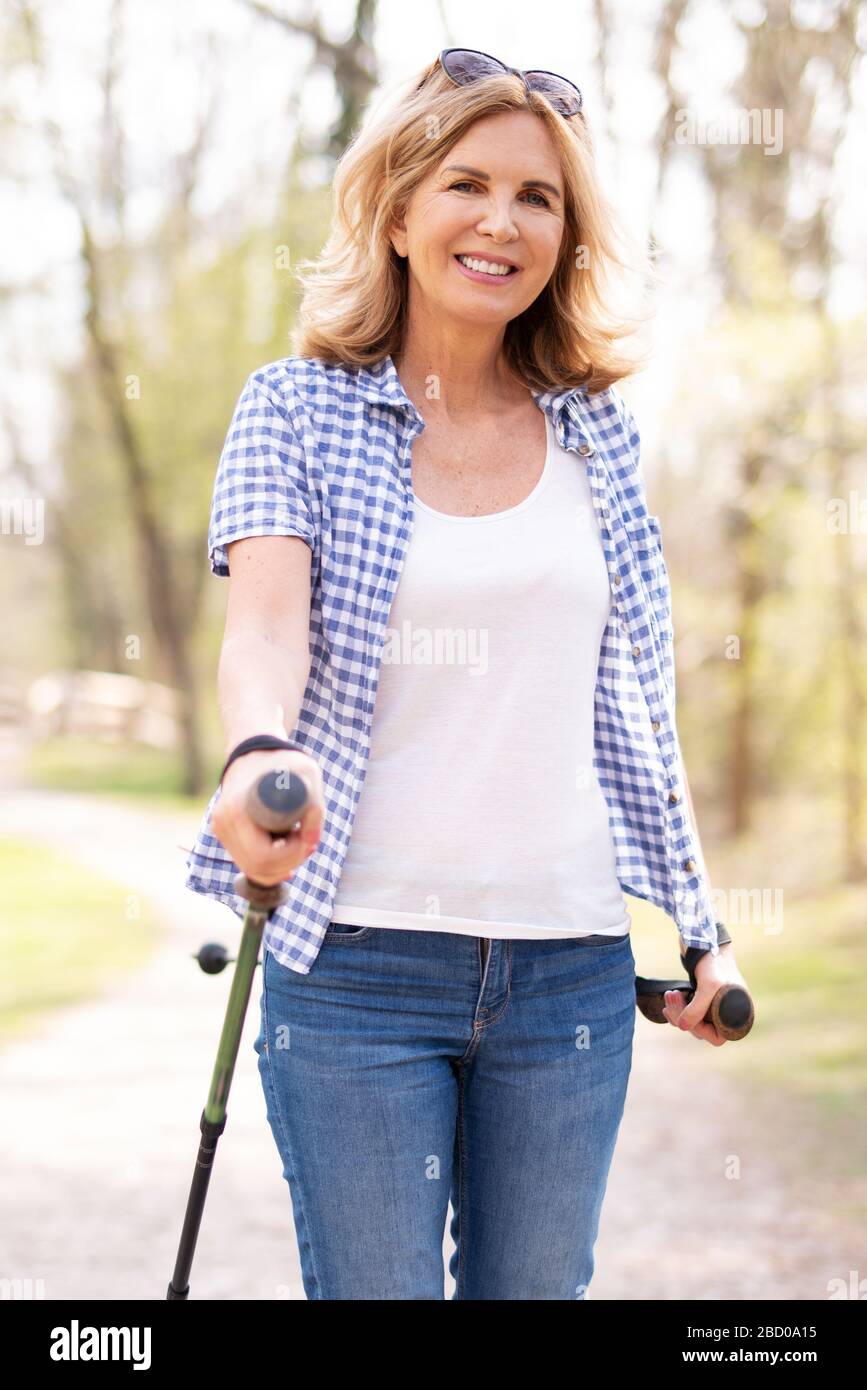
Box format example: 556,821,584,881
635,977,755,1041
245,767,311,834
233,769,313,909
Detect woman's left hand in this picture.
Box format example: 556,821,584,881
662,943,749,1046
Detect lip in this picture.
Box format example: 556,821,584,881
453,253,522,284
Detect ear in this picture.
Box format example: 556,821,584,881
388,221,408,259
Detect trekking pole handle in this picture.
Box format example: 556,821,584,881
232,768,312,911
246,767,311,834
635,977,754,1041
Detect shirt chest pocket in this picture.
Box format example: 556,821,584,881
622,513,673,633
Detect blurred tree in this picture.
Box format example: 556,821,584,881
649,0,864,878
240,0,380,164
2,0,378,794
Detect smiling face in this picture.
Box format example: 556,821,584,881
389,109,567,332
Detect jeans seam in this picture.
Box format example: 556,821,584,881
261,954,324,1299
454,1063,468,1301
474,940,513,1029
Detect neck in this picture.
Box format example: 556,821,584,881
393,320,528,422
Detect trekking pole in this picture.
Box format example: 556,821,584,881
634,973,754,1040
166,767,311,1300
634,919,755,1042
635,770,756,1042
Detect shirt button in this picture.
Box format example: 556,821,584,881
577,442,593,455
631,644,641,658
651,720,661,732
668,791,680,804
683,858,696,872
613,574,622,586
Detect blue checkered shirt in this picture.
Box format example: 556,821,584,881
184,354,721,973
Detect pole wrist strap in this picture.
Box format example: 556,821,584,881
219,735,305,788
681,920,732,987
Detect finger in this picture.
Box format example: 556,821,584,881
668,990,727,1044
298,803,324,850
663,989,685,1026
268,804,323,858
690,1020,727,1046
663,989,678,1023
673,1009,727,1044
238,820,304,881
677,989,715,1031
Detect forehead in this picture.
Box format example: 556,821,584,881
436,111,563,178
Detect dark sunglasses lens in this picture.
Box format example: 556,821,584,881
524,71,583,115
442,49,505,84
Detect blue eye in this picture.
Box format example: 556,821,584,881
448,180,550,208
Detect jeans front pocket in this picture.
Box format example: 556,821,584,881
323,922,375,943
572,932,630,947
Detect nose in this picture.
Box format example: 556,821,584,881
474,196,519,243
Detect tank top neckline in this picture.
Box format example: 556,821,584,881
411,411,554,524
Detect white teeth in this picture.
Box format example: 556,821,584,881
456,254,515,276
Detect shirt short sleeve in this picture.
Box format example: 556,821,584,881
207,370,317,577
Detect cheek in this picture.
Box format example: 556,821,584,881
539,223,565,259
534,239,563,284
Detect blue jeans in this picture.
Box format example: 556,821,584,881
253,924,636,1300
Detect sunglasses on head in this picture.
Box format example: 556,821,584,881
429,47,583,120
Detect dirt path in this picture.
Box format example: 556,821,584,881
0,789,859,1301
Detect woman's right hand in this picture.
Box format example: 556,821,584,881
210,747,325,887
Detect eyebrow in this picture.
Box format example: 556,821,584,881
441,164,562,199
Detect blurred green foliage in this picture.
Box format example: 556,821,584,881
0,838,159,1044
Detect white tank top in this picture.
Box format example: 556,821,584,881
330,410,631,939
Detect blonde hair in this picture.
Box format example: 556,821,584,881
291,57,655,394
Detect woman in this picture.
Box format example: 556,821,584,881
185,49,749,1300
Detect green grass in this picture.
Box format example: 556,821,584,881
0,838,160,1045
25,734,223,800
627,885,867,1228
730,886,867,1099
686,828,867,1215
98,790,208,819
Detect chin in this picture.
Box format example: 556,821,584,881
442,291,517,324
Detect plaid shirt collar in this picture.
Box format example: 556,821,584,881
352,352,579,422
